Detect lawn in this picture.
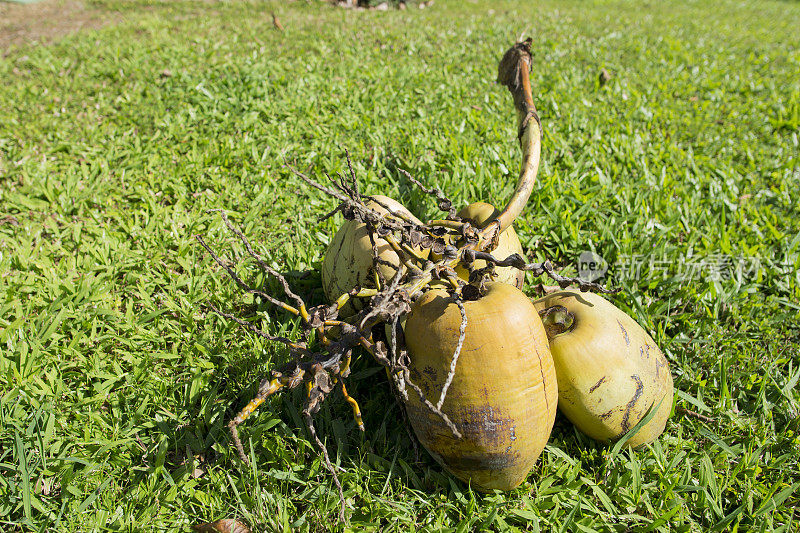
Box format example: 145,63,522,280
1,0,799,530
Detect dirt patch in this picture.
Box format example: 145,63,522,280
0,0,121,52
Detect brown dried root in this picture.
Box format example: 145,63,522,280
396,168,461,221
198,208,464,519
287,163,457,265
435,295,467,411
462,250,620,294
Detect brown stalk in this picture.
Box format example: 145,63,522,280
484,38,542,244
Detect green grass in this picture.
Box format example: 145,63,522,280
1,0,799,530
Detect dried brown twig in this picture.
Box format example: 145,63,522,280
676,406,715,423
463,250,621,294
397,168,460,221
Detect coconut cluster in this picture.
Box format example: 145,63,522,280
199,39,674,516
318,190,673,491
308,38,673,490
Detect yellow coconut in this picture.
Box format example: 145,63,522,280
321,195,428,317
404,282,557,490
455,202,525,289
533,291,673,447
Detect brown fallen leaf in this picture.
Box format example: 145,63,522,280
271,12,284,31
192,519,251,533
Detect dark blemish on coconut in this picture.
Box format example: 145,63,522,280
620,375,644,433
618,320,630,346
454,403,515,448
589,376,607,393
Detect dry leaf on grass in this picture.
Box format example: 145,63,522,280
192,519,251,533
271,12,284,31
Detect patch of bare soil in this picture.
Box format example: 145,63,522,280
0,0,121,52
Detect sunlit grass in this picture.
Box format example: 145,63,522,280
1,0,798,530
